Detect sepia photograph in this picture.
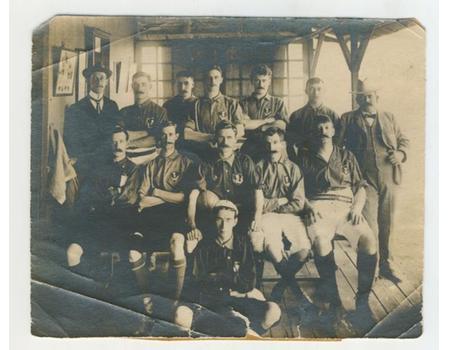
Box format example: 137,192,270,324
30,15,425,339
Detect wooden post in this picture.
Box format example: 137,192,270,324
334,26,374,109
302,38,313,79
302,33,326,79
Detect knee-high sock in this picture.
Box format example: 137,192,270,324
255,253,265,289
314,251,341,307
287,255,308,277
130,254,150,294
274,258,309,304
357,252,377,299
170,258,186,300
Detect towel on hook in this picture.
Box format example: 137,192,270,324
48,125,77,205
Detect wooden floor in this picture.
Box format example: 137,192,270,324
31,238,422,338
260,239,423,339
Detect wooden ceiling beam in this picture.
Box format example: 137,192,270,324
137,31,302,41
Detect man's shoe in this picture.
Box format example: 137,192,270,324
270,280,287,303
379,263,402,284
345,295,376,337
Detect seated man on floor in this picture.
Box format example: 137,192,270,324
250,127,313,309
66,126,140,281
297,115,377,333
131,121,196,294
172,200,281,337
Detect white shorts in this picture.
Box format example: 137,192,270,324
306,200,374,250
253,213,311,256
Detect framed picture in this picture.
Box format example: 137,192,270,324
53,48,77,96
76,49,88,101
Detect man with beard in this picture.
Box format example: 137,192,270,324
66,126,140,280
172,200,281,337
249,127,312,307
298,115,377,334
338,79,409,283
64,64,120,182
184,65,244,157
119,72,168,148
286,77,340,159
130,121,196,294
240,64,289,161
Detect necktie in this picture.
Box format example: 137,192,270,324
90,97,102,114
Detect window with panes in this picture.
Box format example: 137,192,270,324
136,41,306,114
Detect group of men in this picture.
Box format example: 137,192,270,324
62,61,408,337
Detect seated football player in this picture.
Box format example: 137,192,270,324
250,127,313,306
66,126,140,280
185,120,262,237
169,120,262,299
130,121,196,293
298,115,377,331
171,200,281,337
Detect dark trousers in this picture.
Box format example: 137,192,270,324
363,182,397,265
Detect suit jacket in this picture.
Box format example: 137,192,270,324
64,95,120,179
338,108,409,185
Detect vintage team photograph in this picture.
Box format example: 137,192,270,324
30,16,425,339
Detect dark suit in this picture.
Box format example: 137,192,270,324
64,95,120,180
338,108,409,267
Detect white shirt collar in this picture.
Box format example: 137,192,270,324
89,90,104,101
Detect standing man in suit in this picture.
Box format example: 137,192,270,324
286,77,340,159
119,72,168,149
338,79,409,283
64,63,120,182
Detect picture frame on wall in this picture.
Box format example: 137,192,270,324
53,47,77,96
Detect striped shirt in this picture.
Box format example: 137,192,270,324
186,93,244,134
240,93,288,123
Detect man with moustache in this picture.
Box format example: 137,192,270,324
299,115,377,334
129,121,196,294
249,127,312,305
168,121,262,300
186,120,261,233
338,79,409,283
184,65,245,156
171,201,281,337
240,64,289,161
64,64,120,182
119,71,168,148
163,70,197,131
286,77,340,159
66,126,140,279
